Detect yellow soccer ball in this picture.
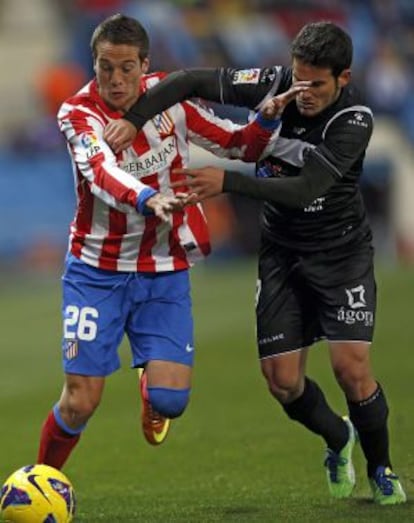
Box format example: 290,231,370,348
0,464,76,522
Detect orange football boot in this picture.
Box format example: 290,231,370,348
139,368,171,445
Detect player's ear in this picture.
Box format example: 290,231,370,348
141,58,149,74
338,68,351,88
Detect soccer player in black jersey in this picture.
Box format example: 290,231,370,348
104,22,406,505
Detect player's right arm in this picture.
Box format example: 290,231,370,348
104,67,289,152
59,103,185,221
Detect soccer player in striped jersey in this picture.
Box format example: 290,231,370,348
36,14,304,469
105,22,407,505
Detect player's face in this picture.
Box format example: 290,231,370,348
94,41,149,113
292,58,351,117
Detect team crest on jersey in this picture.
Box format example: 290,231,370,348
80,132,101,159
152,111,174,137
232,68,261,85
64,340,78,360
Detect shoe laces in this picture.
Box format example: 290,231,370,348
372,467,398,495
324,449,348,482
146,401,165,425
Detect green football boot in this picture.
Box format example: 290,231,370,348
324,416,356,498
370,466,407,505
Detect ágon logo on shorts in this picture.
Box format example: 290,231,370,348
337,285,374,326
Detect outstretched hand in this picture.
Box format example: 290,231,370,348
171,167,225,202
259,81,311,119
145,192,192,222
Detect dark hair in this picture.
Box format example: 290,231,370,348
90,14,149,62
291,22,353,77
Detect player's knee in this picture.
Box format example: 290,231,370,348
261,360,302,403
63,380,102,421
53,404,87,435
262,371,301,403
65,394,100,422
148,387,190,418
332,347,372,391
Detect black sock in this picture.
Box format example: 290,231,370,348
283,377,348,453
347,383,391,477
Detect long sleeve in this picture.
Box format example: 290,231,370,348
182,101,280,162
223,152,337,209
59,102,152,213
223,107,374,208
124,66,289,128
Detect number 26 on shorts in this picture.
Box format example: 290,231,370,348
64,305,99,341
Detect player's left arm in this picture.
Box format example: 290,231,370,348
173,108,374,207
123,67,283,127
104,66,290,153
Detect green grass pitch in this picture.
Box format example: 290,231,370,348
0,261,413,522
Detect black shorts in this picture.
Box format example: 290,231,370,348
256,241,376,359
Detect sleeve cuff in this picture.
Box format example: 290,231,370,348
255,112,281,131
123,109,147,129
223,170,240,192
136,187,158,215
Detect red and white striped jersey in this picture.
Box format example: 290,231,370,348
58,73,274,272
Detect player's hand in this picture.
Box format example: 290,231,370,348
171,167,225,202
260,81,311,119
145,193,189,222
104,120,137,153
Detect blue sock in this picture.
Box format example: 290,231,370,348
147,387,190,418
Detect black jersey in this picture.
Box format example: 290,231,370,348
216,67,374,251
126,66,375,251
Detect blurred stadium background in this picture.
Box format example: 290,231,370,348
0,0,414,271
0,2,414,520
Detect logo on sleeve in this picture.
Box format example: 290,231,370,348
81,132,101,159
347,112,368,128
232,68,261,85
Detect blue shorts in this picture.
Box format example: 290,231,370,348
61,255,194,376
